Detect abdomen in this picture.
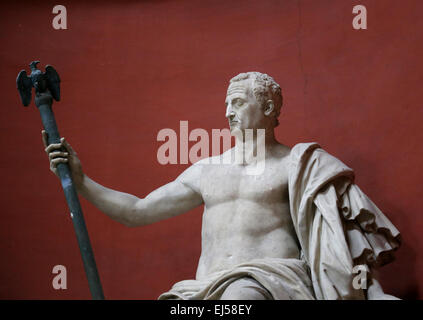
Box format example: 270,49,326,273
196,200,300,279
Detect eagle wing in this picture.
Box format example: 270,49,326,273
16,70,32,106
45,65,61,101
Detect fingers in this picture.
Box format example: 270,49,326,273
61,137,76,155
41,130,48,148
42,133,74,173
48,151,69,161
45,142,63,154
51,157,68,168
48,150,69,171
43,135,76,158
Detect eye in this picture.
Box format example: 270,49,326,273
236,99,244,106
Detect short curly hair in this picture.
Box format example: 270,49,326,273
229,72,283,127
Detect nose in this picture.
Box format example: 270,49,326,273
226,104,235,120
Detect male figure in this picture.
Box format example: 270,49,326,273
43,72,400,299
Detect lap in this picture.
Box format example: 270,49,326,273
220,277,274,300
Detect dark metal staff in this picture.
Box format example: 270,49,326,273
16,61,104,300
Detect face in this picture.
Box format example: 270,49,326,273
225,80,268,133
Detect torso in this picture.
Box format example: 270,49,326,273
194,144,300,280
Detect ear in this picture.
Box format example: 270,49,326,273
264,100,274,116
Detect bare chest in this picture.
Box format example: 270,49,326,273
199,160,289,206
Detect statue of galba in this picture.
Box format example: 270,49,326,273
42,71,400,300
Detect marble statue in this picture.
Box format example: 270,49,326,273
42,72,400,299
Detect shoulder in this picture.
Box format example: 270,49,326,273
289,142,349,167
289,142,321,163
288,141,354,183
273,143,292,158
175,153,223,194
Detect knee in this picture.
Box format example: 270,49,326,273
220,277,271,300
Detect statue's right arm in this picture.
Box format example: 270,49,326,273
42,131,203,227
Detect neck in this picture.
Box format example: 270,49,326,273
233,127,277,164
234,128,277,144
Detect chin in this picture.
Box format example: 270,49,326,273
229,126,242,135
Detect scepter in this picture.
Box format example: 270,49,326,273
16,61,104,300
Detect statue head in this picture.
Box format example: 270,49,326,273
225,72,283,133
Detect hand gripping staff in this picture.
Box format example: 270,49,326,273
17,61,104,299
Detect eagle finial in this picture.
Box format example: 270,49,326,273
16,61,61,107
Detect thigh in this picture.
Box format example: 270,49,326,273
220,277,273,300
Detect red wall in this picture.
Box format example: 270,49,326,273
0,0,422,299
